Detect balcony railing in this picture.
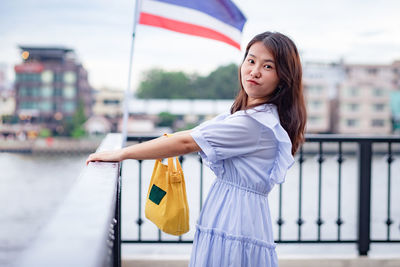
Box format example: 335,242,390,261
121,134,400,257
19,133,399,267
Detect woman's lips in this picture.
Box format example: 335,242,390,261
246,79,260,85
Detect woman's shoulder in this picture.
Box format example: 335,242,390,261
214,111,231,121
230,104,279,129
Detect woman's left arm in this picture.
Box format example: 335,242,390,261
86,132,200,165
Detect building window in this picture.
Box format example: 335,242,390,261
308,116,320,124
20,101,37,110
348,87,359,96
103,99,120,105
312,100,321,109
16,73,23,82
40,101,52,111
373,103,385,111
54,73,63,82
373,88,384,96
41,86,53,98
63,101,76,112
371,119,385,127
41,70,53,83
305,85,323,94
16,73,41,82
348,103,359,111
32,87,41,97
63,86,76,99
64,71,77,84
346,119,359,127
54,88,63,97
367,68,378,75
19,87,27,97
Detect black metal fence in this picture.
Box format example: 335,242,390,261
118,134,400,257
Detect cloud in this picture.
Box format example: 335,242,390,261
1,0,400,89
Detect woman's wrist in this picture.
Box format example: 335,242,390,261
117,148,126,161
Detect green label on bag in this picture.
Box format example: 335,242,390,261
149,184,166,205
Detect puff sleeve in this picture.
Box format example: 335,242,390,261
190,114,262,164
266,123,295,184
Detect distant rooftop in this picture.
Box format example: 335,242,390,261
129,99,233,115
18,45,75,63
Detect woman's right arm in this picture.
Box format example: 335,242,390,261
86,131,200,165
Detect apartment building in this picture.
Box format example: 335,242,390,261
303,62,344,133
338,63,396,134
14,46,93,134
0,63,15,122
92,88,124,131
93,88,123,118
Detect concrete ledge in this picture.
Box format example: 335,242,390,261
122,257,400,267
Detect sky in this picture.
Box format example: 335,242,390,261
1,0,400,92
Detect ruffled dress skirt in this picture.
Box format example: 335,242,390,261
189,178,278,267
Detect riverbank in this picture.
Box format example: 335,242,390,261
0,137,102,154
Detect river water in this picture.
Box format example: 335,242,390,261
1,151,399,266
0,153,87,266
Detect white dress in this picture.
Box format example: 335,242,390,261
189,103,294,267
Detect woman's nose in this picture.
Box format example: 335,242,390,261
250,68,260,78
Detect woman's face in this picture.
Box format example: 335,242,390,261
240,41,280,106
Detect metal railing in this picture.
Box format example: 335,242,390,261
121,134,400,256
18,133,399,267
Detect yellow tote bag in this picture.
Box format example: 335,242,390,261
145,152,189,236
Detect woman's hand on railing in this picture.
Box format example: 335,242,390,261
86,149,124,165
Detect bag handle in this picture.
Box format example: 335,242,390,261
164,134,183,183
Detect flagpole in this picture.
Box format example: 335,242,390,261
122,0,142,146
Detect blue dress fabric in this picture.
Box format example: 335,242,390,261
189,103,294,267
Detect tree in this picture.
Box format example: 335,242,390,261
64,99,87,138
136,69,194,99
157,112,177,127
135,63,239,99
194,63,239,99
38,128,52,138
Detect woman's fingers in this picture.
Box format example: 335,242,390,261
86,153,99,165
86,150,123,165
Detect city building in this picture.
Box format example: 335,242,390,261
0,63,8,92
302,61,344,133
338,62,396,134
119,99,233,134
92,88,123,131
0,63,16,127
391,61,400,133
0,90,15,120
14,46,93,134
129,98,232,116
84,115,112,135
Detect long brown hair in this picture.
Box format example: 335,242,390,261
231,31,307,155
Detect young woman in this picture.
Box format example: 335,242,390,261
86,31,306,266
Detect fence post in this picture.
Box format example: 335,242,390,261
357,140,372,256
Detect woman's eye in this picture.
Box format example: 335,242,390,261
248,59,255,64
264,65,272,69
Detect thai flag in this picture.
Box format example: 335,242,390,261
139,0,247,50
